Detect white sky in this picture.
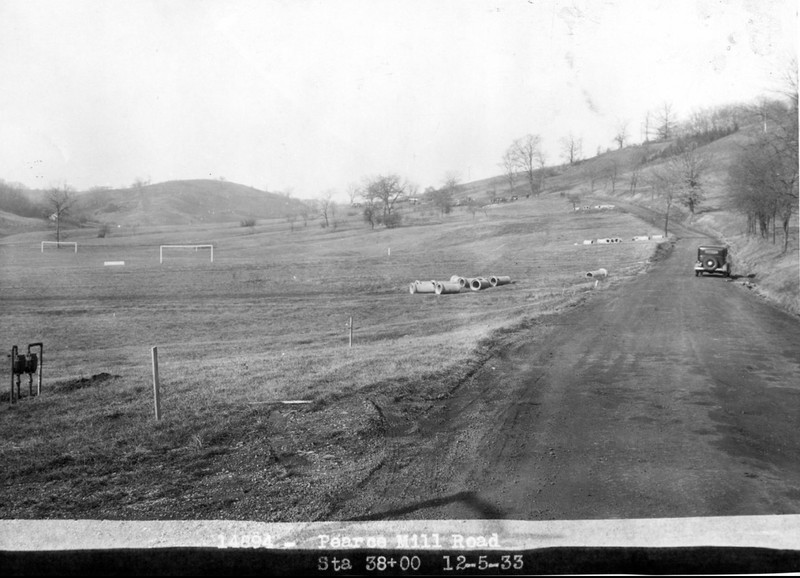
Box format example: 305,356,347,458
0,0,796,199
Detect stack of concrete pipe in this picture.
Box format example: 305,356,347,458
410,275,513,294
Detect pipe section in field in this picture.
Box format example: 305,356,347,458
489,275,511,287
470,277,491,291
435,281,462,295
585,268,608,278
409,280,436,294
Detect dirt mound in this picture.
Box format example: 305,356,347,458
56,372,120,392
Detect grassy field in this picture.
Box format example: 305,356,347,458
0,195,662,520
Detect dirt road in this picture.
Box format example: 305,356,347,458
335,220,800,521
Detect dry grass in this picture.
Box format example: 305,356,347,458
0,193,660,519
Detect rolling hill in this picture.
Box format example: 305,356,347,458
75,179,308,227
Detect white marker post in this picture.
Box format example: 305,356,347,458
349,316,353,348
151,347,161,421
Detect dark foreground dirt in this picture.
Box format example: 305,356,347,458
331,218,800,521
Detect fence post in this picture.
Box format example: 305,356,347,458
151,347,161,420
349,316,353,348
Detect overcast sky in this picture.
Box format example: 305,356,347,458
0,0,796,199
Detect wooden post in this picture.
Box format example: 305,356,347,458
9,346,14,405
151,347,161,420
349,316,353,348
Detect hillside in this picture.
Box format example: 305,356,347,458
0,209,44,237
75,179,308,227
528,122,799,314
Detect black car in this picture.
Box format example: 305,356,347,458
694,245,731,277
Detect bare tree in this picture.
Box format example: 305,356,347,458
431,172,459,216
346,182,360,206
650,170,678,236
655,102,678,141
363,174,408,227
465,197,485,221
510,134,544,196
669,142,711,216
628,152,647,195
300,203,311,227
603,160,619,193
566,192,582,210
46,183,75,245
560,133,583,165
729,121,797,251
317,190,336,228
728,62,797,248
641,110,652,143
362,200,378,229
730,152,775,238
613,120,629,149
499,148,517,192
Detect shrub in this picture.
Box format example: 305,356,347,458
382,212,402,228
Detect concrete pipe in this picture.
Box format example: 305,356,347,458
413,280,436,294
586,268,608,278
435,281,462,295
583,239,594,245
470,277,491,291
461,277,475,288
632,235,649,242
490,275,511,287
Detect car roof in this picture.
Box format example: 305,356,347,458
698,245,727,250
